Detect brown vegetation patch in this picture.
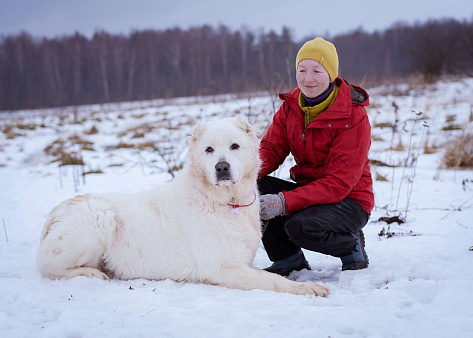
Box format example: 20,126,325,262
446,114,456,123
114,140,158,151
44,134,94,166
370,159,397,167
389,138,405,151
118,122,156,138
373,122,394,129
84,125,99,135
375,172,388,181
3,123,37,139
423,140,438,154
83,169,104,175
137,141,158,151
442,132,473,168
378,215,405,224
442,124,463,131
114,142,135,149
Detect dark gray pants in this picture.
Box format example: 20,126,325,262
258,176,370,262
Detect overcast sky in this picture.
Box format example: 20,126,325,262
1,0,473,41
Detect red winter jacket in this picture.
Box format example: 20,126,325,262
259,78,374,216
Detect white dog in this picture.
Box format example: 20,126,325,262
37,117,329,296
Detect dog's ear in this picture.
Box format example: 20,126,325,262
234,116,252,134
190,122,205,144
234,116,257,141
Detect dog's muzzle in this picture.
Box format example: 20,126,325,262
215,161,232,182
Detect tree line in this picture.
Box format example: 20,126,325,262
1,17,472,111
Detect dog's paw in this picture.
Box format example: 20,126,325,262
90,271,109,280
300,282,330,297
79,268,109,280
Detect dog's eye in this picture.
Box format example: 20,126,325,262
230,143,240,150
205,146,214,154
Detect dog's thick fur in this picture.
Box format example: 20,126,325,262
36,117,329,296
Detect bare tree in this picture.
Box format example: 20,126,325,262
1,19,473,111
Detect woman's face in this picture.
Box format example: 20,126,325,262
296,59,331,98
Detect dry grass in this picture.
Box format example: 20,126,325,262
114,141,157,151
442,132,473,168
370,159,398,167
423,139,438,154
114,142,135,149
4,126,21,139
373,122,394,129
83,169,104,175
118,122,155,138
84,125,99,135
442,114,463,131
136,141,158,151
375,172,389,181
2,123,37,139
442,124,463,131
389,138,405,151
44,134,94,166
446,114,456,123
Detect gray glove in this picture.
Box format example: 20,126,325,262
259,193,286,220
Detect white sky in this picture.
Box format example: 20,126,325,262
1,0,472,40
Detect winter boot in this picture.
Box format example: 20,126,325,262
264,250,311,276
341,230,369,271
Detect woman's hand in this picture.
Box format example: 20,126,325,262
259,193,286,220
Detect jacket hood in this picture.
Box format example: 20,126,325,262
348,81,369,105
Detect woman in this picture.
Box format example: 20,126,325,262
258,37,374,276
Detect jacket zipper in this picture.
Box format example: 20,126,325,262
301,132,308,162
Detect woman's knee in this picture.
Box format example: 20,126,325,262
285,216,324,246
284,213,356,257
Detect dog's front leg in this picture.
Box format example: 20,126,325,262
204,265,329,296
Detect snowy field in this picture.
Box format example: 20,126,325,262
1,79,473,337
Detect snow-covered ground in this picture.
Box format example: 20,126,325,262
1,79,472,337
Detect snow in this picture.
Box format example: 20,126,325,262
1,79,473,337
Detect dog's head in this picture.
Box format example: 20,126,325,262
188,116,260,187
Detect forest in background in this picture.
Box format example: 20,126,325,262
1,17,473,111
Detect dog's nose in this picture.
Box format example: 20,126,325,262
215,161,231,181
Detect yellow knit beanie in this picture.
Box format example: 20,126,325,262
295,37,339,82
